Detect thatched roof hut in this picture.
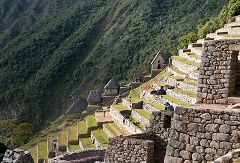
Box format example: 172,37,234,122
66,99,86,115
104,79,120,89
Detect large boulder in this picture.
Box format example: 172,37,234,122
1,149,34,163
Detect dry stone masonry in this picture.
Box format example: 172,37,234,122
105,134,154,163
1,149,34,163
198,40,240,104
164,106,240,163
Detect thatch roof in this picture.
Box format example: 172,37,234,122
104,79,120,89
66,99,86,115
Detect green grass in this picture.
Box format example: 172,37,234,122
78,120,88,135
112,104,129,111
28,146,37,163
144,74,152,78
68,124,78,141
173,88,197,98
129,88,140,98
147,101,165,110
81,137,95,149
133,109,151,120
68,144,80,152
86,114,98,128
58,128,68,146
169,76,198,86
104,122,128,136
38,141,48,161
128,116,145,131
170,66,187,76
162,95,190,107
186,52,201,59
173,56,200,67
92,129,109,147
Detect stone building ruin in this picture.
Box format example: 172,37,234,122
198,40,240,104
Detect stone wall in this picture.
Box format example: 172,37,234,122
110,106,143,134
165,106,240,163
147,111,174,162
104,134,154,163
198,40,240,104
131,109,150,129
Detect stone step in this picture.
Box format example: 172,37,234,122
166,88,197,105
189,70,199,80
171,56,200,74
167,66,187,78
197,38,214,44
216,31,228,35
103,122,129,138
225,21,240,28
166,75,198,93
214,34,240,40
228,96,240,105
179,49,201,64
188,43,203,49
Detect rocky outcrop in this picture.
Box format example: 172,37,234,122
50,149,106,163
1,149,34,163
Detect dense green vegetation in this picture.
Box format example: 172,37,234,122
0,0,228,146
179,0,240,48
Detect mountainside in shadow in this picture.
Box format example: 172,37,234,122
0,0,227,137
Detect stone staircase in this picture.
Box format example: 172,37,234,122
206,15,240,40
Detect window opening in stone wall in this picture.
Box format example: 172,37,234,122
163,115,171,128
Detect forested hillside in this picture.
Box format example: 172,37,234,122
0,0,228,146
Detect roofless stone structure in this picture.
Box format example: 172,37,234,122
198,40,240,104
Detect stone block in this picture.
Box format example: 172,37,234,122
219,124,231,134
179,150,191,160
164,155,183,163
212,133,230,141
205,124,219,132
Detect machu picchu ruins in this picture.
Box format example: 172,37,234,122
3,7,240,163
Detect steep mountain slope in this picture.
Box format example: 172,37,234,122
0,0,227,134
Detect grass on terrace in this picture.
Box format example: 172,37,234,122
128,116,145,131
162,95,189,107
86,114,98,128
169,75,197,86
186,52,201,59
104,122,127,136
81,137,95,149
173,56,200,67
58,128,68,146
169,66,187,76
28,146,37,163
112,104,129,111
68,124,78,141
133,109,151,120
78,120,88,135
173,88,197,98
38,141,48,161
92,129,109,147
68,145,80,152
